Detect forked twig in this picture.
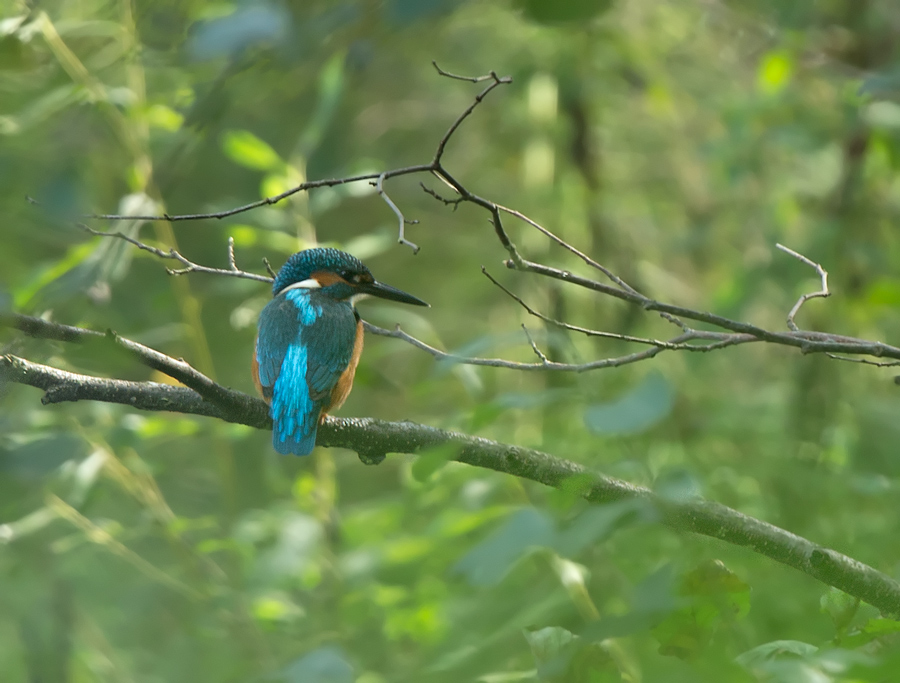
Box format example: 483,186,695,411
521,324,550,365
776,243,830,331
431,61,501,83
77,224,272,283
377,173,420,254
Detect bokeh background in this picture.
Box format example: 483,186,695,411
3,0,900,681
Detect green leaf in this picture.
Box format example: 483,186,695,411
736,640,818,668
454,508,555,586
836,617,900,650
555,499,649,557
580,565,680,643
222,129,283,171
282,646,354,683
410,443,457,482
584,371,674,436
820,587,860,634
524,626,617,683
297,51,346,155
653,560,750,659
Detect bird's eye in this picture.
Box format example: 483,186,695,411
342,271,362,284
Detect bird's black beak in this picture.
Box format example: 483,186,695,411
361,280,429,307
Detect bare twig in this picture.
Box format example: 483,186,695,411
420,182,464,209
431,67,512,165
78,224,272,283
226,236,238,270
79,171,393,222
521,324,550,365
482,267,680,347
497,203,639,294
777,243,830,331
362,321,666,371
262,258,277,279
825,354,900,368
431,61,501,83
377,172,420,254
508,258,900,360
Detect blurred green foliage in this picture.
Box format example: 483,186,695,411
3,0,900,680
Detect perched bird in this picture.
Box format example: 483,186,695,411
254,248,428,455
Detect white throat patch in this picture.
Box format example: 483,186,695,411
281,278,322,292
349,292,370,306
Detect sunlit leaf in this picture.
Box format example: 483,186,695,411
253,592,304,622
145,103,184,131
222,129,284,172
260,170,299,202
757,50,794,95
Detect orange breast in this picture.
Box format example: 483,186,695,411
251,336,271,404
323,319,364,417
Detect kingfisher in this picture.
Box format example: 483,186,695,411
253,248,428,456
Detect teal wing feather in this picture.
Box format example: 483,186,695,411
255,289,357,455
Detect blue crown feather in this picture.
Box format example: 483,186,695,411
272,248,369,295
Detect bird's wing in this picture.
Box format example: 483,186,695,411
255,295,298,400
303,313,358,403
256,290,357,455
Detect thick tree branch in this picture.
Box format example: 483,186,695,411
2,349,899,618
0,354,259,423
2,313,251,413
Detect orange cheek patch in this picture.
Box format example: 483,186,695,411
311,271,345,286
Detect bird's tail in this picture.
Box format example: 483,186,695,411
273,425,318,456
270,399,322,456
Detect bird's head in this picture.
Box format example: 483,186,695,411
272,247,429,307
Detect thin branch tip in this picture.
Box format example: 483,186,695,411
777,242,830,331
